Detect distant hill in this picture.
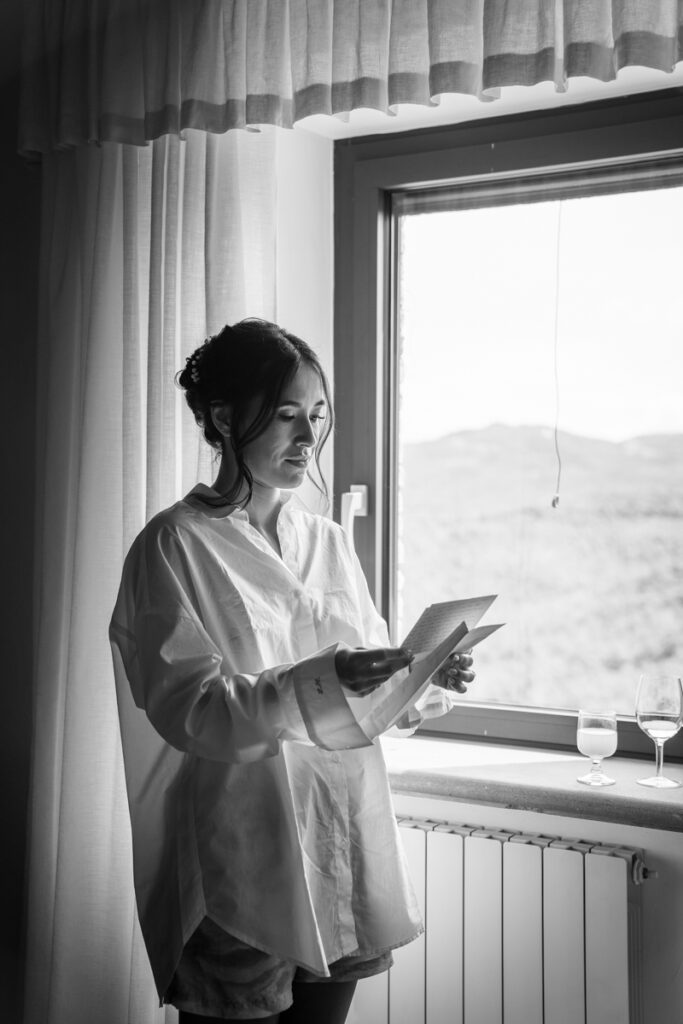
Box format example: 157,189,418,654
402,424,683,516
397,425,683,713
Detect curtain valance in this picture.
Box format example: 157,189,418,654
19,0,683,156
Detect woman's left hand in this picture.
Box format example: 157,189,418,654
432,650,475,694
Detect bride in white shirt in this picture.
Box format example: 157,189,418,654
110,318,474,1024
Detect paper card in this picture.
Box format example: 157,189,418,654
401,594,497,653
453,622,504,652
346,621,470,740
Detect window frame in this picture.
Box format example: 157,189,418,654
333,88,683,759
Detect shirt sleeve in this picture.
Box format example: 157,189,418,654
110,524,372,764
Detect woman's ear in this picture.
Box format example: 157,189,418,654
210,403,232,440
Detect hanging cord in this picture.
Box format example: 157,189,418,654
551,200,563,509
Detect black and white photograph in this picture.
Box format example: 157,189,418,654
2,3,682,1023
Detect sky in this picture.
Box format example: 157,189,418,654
398,186,683,444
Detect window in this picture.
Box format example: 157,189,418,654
333,90,683,757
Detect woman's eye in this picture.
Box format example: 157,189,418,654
277,411,326,424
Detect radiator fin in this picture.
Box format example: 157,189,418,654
503,840,544,1024
544,845,586,1024
425,829,465,1024
389,825,427,1024
464,833,504,1023
585,853,630,1024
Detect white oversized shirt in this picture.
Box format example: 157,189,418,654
110,485,450,1000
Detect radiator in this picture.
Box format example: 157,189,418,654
348,818,646,1024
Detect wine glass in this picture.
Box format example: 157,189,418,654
635,674,682,789
576,709,618,787
577,708,618,786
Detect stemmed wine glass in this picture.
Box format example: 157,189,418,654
635,674,682,789
576,709,617,787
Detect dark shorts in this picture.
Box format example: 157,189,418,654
164,917,393,1020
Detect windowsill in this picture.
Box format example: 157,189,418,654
381,735,683,833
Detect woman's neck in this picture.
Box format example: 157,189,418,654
245,487,283,558
213,458,283,554
246,484,282,532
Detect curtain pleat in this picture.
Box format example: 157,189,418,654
146,136,182,516
428,0,489,100
483,0,558,89
24,128,279,1024
19,0,683,156
122,145,150,542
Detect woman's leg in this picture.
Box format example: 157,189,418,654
278,980,357,1024
178,1012,280,1024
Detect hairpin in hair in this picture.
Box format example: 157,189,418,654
186,349,202,384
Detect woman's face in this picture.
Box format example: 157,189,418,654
242,363,328,492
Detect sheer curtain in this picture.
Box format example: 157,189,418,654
24,128,282,1024
19,0,683,155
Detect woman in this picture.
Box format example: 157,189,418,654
110,319,474,1023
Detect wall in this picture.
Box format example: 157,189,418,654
0,2,41,1022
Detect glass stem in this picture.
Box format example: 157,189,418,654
590,758,603,780
654,740,665,778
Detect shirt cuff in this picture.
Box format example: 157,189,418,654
391,684,459,735
292,644,373,750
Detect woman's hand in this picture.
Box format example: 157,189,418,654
335,646,413,696
432,650,475,694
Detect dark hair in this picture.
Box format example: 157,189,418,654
177,318,333,507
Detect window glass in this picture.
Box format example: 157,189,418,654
395,186,683,715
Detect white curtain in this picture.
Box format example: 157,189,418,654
20,0,683,155
24,128,279,1024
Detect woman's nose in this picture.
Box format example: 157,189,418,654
296,419,316,448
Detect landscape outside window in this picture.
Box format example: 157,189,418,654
395,186,683,717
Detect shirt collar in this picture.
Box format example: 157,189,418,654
183,483,301,521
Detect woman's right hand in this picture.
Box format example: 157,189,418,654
335,646,413,696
